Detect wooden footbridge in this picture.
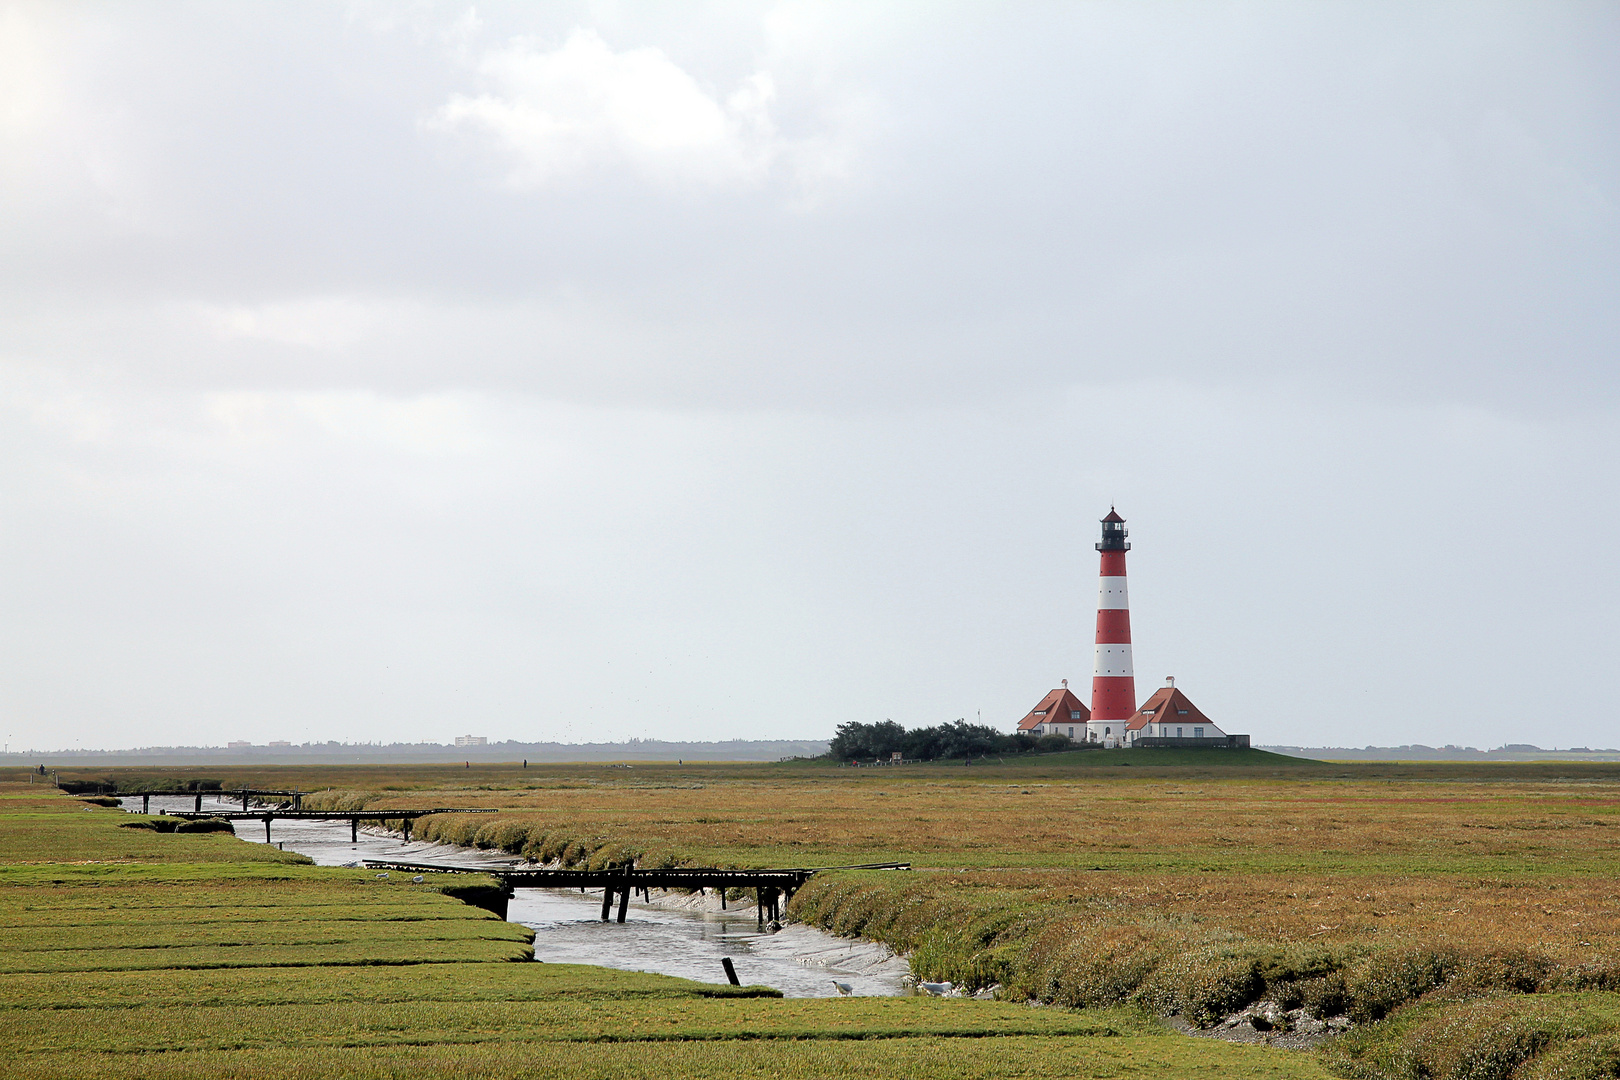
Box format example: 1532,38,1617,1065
165,808,495,842
80,788,312,814
361,859,911,925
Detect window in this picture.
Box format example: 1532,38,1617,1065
1071,710,1083,719
1176,727,1184,738
1068,727,1074,738
1194,727,1204,739
1034,710,1046,717
1104,727,1111,735
1177,709,1188,715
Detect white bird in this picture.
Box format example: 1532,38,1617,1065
832,981,854,996
374,872,389,879
918,981,954,996
411,875,425,884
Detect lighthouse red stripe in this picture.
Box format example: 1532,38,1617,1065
1094,609,1131,643
1098,550,1127,576
1091,678,1137,722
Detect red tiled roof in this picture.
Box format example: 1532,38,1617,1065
1017,687,1090,732
1125,686,1214,731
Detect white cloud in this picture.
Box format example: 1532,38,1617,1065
431,28,796,189
192,296,397,352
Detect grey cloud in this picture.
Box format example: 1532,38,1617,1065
0,3,1615,751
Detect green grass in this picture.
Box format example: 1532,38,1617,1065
5,1035,1339,1080
7,989,1135,1052
0,777,1339,1079
1325,991,1620,1080
24,758,1620,1079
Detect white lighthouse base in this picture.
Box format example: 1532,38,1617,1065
1085,721,1124,748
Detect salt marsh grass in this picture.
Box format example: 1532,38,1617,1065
9,756,1620,1079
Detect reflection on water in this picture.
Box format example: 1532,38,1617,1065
137,794,907,998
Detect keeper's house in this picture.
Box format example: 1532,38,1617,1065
1017,686,1090,741
1124,679,1249,748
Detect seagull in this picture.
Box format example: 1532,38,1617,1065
832,981,854,996
374,873,389,879
918,981,954,996
411,875,425,884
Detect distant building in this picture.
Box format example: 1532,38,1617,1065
1124,679,1245,747
454,735,487,747
227,741,252,749
1016,686,1090,741
268,740,292,748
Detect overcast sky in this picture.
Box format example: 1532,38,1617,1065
2,1,1616,752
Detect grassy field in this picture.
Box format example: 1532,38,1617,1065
10,753,1620,1078
0,772,1340,1079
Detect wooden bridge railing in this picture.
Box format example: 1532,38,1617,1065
361,858,910,925
164,808,496,842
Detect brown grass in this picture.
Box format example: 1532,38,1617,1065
277,761,1620,1026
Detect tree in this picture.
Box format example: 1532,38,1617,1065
829,720,906,761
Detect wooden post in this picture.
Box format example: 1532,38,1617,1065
721,957,740,986
194,793,202,812
142,794,150,815
616,863,631,923
241,788,250,810
351,818,358,843
720,888,727,910
402,818,412,842
263,815,272,843
600,878,615,921
293,793,302,810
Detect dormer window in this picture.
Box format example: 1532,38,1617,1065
1034,710,1046,717
1070,710,1083,719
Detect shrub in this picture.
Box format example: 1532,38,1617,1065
1329,995,1620,1080
1135,946,1262,1024
118,818,182,833
174,817,234,834
1521,1031,1620,1080
1300,972,1352,1018
1347,947,1458,1022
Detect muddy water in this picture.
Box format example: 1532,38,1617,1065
137,795,908,997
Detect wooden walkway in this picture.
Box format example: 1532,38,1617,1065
80,788,312,814
166,808,495,842
361,859,910,924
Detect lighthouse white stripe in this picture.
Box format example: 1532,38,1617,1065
1093,642,1134,677
1097,576,1129,610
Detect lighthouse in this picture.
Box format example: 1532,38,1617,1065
1088,509,1135,747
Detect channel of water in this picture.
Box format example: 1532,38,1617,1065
136,795,909,998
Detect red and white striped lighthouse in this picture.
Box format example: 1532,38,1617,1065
1088,509,1135,746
